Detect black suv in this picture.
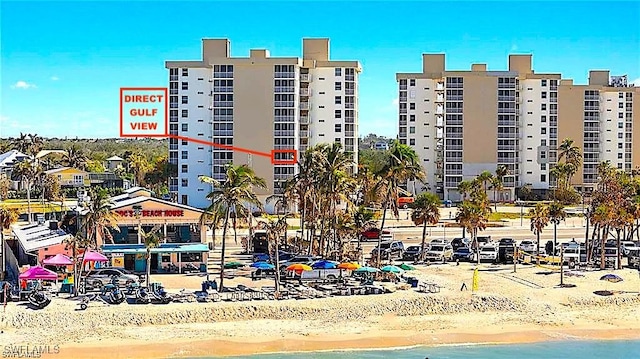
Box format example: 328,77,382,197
402,245,424,261
371,241,405,259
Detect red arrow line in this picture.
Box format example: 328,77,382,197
168,134,272,158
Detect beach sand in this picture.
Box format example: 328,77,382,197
2,263,640,358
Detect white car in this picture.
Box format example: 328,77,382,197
479,246,498,263
519,240,536,253
429,238,451,246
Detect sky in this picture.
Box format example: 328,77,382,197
1,0,639,139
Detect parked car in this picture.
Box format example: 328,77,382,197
429,238,451,246
453,246,474,261
361,228,391,241
478,246,499,263
84,268,142,289
402,245,424,261
628,248,640,268
451,237,470,250
519,240,536,253
621,241,638,257
471,236,492,250
371,241,405,259
425,244,454,262
285,268,341,282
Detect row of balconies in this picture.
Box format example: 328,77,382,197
274,130,296,137
213,86,233,92
274,72,295,79
213,72,233,78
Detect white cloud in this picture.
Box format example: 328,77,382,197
633,78,640,86
11,80,37,89
50,76,59,81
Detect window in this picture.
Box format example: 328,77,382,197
540,164,546,170
180,253,202,262
541,115,547,123
181,124,188,131
618,133,623,139
409,127,415,134
618,143,623,149
409,79,416,86
541,128,547,135
73,175,83,183
541,151,546,159
334,124,341,132
182,68,188,76
335,110,342,119
181,96,188,104
541,139,547,146
410,115,416,122
618,153,623,159
181,82,188,90
541,79,547,87
181,178,188,187
335,96,341,104
410,103,415,110
541,104,547,111
409,139,416,145
181,165,188,173
540,174,546,182
619,113,624,118
335,68,342,76
335,82,342,91
182,140,188,145
181,151,188,159
619,102,624,108
181,110,188,118
618,122,624,129
181,195,188,205
541,92,547,99
619,92,624,99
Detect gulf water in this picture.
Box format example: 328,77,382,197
197,340,640,359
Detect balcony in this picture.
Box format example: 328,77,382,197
498,120,517,126
550,85,558,91
213,130,233,136
446,145,463,151
345,89,355,95
345,117,355,124
345,145,355,152
345,103,355,109
299,145,308,152
214,86,233,92
399,97,407,102
170,89,178,95
345,131,355,137
274,144,294,150
169,185,178,192
445,158,463,163
436,95,445,102
275,101,294,108
213,72,233,78
299,115,309,124
170,103,178,109
299,88,311,96
299,102,310,110
400,108,407,114
214,115,233,122
497,157,517,163
584,95,600,100
584,106,599,111
498,108,517,113
300,74,312,82
498,145,517,151
549,109,558,115
550,97,558,103
399,120,407,126
213,101,233,107
498,96,516,101
446,168,463,175
212,159,231,165
498,83,516,89
274,173,293,181
274,72,295,79
170,75,178,81
274,130,295,137
399,84,408,90
498,132,518,138
299,130,309,137
447,95,463,101
345,75,355,81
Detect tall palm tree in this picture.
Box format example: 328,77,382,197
63,233,91,296
456,201,488,264
11,133,31,154
529,203,550,264
494,165,508,205
12,160,41,223
264,214,290,293
490,177,503,211
82,188,120,248
558,138,582,185
0,207,19,280
411,192,441,262
63,144,89,170
457,180,473,201
375,140,425,265
199,164,266,291
199,203,225,250
477,171,494,198
548,201,566,256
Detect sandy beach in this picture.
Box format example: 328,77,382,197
2,263,640,358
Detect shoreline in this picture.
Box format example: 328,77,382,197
52,327,640,358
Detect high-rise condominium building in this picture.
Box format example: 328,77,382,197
166,38,360,209
396,54,639,201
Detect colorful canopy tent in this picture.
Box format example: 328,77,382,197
42,254,73,266
82,251,108,262
19,266,58,281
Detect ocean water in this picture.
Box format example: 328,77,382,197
198,340,640,359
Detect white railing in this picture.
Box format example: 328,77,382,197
214,86,233,92
299,88,310,96
299,116,309,124
274,130,295,137
300,74,311,82
299,102,310,110
274,72,295,79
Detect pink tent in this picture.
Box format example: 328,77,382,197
42,254,73,266
19,266,58,281
83,251,108,262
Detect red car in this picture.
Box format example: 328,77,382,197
361,228,391,241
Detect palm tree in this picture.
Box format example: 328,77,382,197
140,225,162,289
0,207,19,280
128,152,152,186
558,138,582,185
494,165,508,205
264,214,290,293
457,180,472,201
199,164,266,291
11,133,31,154
199,203,225,250
63,144,89,170
82,188,120,248
490,177,503,211
63,233,92,296
456,201,489,264
529,203,550,264
375,140,425,265
12,160,41,223
410,192,441,262
548,201,566,256
477,171,494,198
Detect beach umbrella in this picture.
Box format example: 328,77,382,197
399,263,416,271
354,266,380,273
381,265,403,273
19,266,57,281
286,264,312,272
82,251,108,262
600,274,623,283
312,260,337,269
337,262,360,270
250,262,274,270
224,261,244,269
42,254,73,266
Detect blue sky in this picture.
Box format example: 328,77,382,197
1,0,639,139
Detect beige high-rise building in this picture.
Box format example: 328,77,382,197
166,38,361,208
396,54,639,201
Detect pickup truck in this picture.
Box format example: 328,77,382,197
284,268,341,282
